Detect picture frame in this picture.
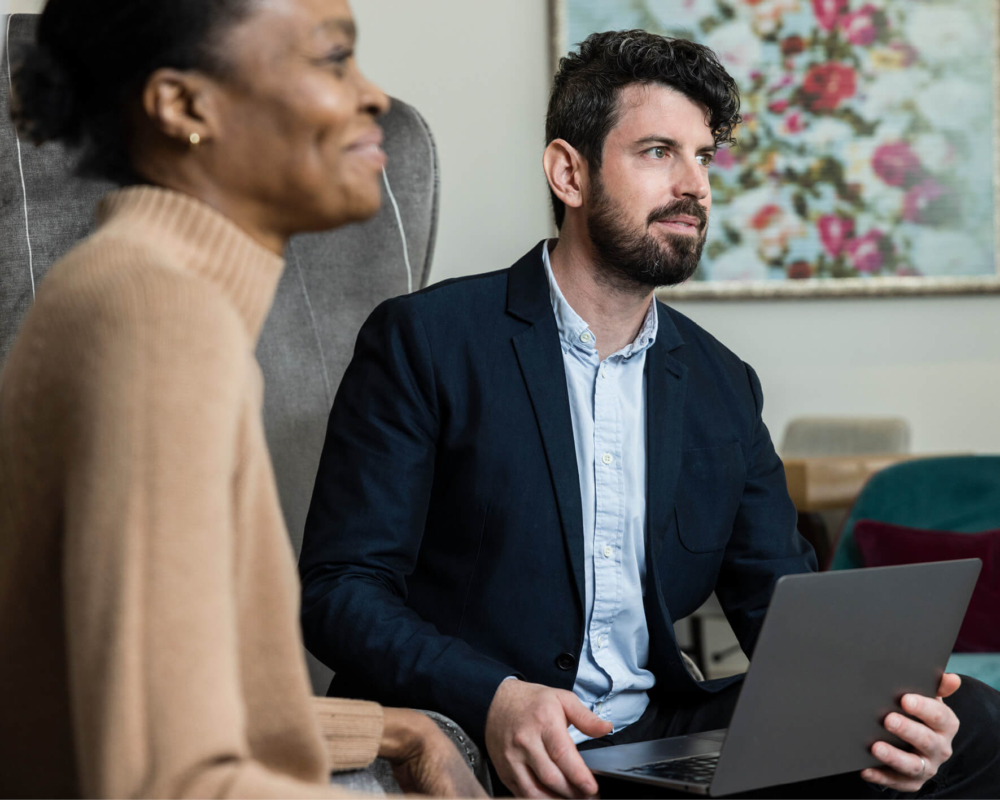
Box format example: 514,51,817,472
551,0,1000,299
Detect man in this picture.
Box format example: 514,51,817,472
300,30,1000,799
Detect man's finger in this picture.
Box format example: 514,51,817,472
862,766,923,793
522,738,578,798
540,724,600,797
871,741,930,782
937,672,962,700
510,761,562,800
883,712,939,757
560,693,613,739
902,694,959,734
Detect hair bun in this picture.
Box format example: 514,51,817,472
10,42,83,145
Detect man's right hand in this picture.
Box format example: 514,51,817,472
485,679,613,798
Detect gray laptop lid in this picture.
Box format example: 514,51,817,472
711,560,980,796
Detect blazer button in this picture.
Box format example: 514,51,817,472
555,652,577,671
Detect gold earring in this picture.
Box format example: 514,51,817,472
189,132,201,146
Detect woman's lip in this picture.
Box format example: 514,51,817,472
347,142,387,168
347,126,384,150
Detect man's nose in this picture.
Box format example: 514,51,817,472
674,156,710,201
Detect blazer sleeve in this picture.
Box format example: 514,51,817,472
299,297,517,745
713,363,817,655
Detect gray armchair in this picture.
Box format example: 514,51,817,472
2,12,489,794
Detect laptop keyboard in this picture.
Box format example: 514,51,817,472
625,754,719,785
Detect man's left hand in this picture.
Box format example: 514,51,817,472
862,673,961,792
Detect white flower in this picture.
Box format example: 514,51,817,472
906,227,992,277
912,132,954,173
914,78,989,133
704,21,763,87
645,0,711,33
800,118,855,149
905,6,985,64
704,245,770,282
859,71,931,120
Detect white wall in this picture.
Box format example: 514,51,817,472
12,0,1000,452
353,0,1000,454
8,0,41,12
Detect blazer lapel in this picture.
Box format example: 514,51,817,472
508,243,586,616
646,304,688,563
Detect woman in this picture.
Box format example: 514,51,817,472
0,0,484,797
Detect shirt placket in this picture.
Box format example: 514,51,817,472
590,354,624,714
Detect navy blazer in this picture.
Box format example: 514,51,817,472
299,242,816,746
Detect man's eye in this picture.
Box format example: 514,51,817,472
650,147,667,159
696,153,715,167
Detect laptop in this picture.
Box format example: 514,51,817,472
581,560,981,797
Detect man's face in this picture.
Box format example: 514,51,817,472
585,83,716,290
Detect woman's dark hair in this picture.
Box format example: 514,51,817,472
546,30,742,228
11,0,255,182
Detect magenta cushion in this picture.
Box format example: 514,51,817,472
853,520,1000,653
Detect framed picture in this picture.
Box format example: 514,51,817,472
551,0,1000,298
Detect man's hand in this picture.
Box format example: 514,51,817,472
862,673,962,792
485,679,613,798
379,707,488,798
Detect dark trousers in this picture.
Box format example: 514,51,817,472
577,676,1000,799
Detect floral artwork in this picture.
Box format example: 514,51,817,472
553,0,1000,297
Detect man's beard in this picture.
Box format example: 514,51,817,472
586,175,707,293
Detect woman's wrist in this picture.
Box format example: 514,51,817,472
378,707,436,762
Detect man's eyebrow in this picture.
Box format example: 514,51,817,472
634,136,718,153
317,18,357,40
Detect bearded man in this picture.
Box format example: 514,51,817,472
299,30,1000,799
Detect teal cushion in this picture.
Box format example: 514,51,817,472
829,456,1000,571
946,653,1000,692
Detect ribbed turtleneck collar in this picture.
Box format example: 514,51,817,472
96,186,286,343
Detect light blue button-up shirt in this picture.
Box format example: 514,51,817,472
542,244,658,743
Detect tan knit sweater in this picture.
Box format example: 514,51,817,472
0,187,383,798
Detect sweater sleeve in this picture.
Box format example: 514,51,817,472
59,275,364,799
312,697,384,771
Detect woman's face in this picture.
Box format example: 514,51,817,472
182,0,390,237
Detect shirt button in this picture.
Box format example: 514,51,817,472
602,452,613,465
580,332,593,344
603,545,613,558
601,366,608,378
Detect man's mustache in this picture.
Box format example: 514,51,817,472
647,200,708,231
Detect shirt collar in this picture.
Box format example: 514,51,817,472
542,240,658,360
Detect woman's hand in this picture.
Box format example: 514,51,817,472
379,708,488,798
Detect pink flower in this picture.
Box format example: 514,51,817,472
846,230,888,273
802,63,857,111
817,215,855,256
872,142,922,188
785,112,805,132
751,204,783,230
714,148,737,170
903,179,948,223
840,4,879,46
769,99,790,113
812,0,848,31
889,42,919,67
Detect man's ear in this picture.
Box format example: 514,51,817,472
140,68,220,146
543,139,589,214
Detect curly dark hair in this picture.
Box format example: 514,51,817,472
10,0,256,183
546,30,742,228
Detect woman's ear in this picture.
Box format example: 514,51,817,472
140,68,219,146
543,138,588,215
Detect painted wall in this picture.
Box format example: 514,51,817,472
356,0,1000,455
10,0,1000,452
